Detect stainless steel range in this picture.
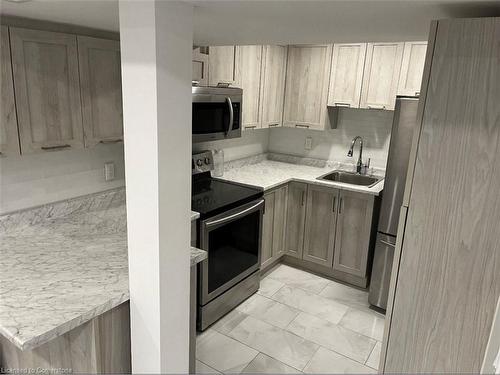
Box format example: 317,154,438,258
192,151,263,330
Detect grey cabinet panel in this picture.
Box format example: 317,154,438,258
285,182,307,259
0,26,20,156
272,185,288,258
208,46,237,86
261,190,276,269
10,27,84,153
333,190,374,277
78,36,123,147
236,45,263,130
303,185,338,267
192,48,209,86
261,184,288,269
260,45,287,128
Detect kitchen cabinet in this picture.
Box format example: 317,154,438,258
235,45,263,130
260,45,287,128
10,27,84,154
192,47,209,86
285,182,307,259
0,25,20,156
333,190,375,277
302,185,339,267
397,41,427,96
283,45,333,130
78,36,123,147
208,46,237,86
327,43,367,108
360,42,404,110
261,185,288,270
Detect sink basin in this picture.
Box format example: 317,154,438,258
317,170,382,187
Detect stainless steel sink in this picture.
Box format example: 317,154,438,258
317,170,382,187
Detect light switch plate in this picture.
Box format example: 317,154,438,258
104,162,115,181
304,137,313,150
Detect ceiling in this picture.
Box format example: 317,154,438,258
1,0,500,44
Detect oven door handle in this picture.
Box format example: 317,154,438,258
205,200,263,228
225,97,234,137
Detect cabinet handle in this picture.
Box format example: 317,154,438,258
334,102,351,107
332,196,336,213
339,197,343,214
244,125,257,130
415,91,420,97
99,139,123,144
367,105,386,110
41,144,71,151
269,123,280,127
301,190,306,206
295,124,310,129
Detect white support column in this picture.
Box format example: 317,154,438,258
119,1,193,373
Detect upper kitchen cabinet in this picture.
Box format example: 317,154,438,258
235,45,263,129
208,46,237,86
360,42,404,110
1,26,20,156
283,45,333,130
327,43,367,108
397,41,427,96
10,27,84,153
78,36,123,147
192,47,209,86
260,45,287,128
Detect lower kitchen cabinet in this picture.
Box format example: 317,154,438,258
284,182,307,260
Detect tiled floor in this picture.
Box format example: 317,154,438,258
196,264,385,374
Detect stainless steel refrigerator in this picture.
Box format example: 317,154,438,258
368,96,419,310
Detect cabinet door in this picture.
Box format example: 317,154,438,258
10,27,84,153
333,190,374,277
260,45,287,128
327,43,367,108
283,45,333,130
285,182,307,259
0,26,20,156
303,185,338,267
261,190,276,269
272,185,288,258
208,46,237,86
236,45,263,130
192,47,209,86
360,42,404,110
397,41,427,96
78,36,123,147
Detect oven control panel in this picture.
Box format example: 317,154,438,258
192,151,214,175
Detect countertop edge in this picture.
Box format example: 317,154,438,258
191,246,207,266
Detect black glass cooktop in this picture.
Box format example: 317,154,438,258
192,172,263,218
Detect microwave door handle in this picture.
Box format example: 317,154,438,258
225,97,234,136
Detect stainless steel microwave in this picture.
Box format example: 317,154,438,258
192,86,242,143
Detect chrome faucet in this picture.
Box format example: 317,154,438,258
347,136,370,174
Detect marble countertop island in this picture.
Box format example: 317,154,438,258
0,188,206,351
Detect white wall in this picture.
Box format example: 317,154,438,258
193,128,269,161
269,109,394,169
0,144,125,214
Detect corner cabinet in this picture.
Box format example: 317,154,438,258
397,41,427,96
1,25,20,156
260,45,287,128
10,27,84,154
284,182,308,259
78,36,123,147
283,45,333,130
208,46,237,86
261,185,288,270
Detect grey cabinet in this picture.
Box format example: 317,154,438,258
261,185,288,270
236,45,263,130
260,45,287,128
333,190,374,277
192,47,209,86
208,46,237,86
261,191,276,269
285,182,307,259
78,36,123,147
10,27,84,154
303,185,339,267
0,25,20,156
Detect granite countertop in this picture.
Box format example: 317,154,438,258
191,210,200,221
0,188,206,351
219,157,385,195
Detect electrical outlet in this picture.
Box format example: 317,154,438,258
104,162,115,181
304,137,313,150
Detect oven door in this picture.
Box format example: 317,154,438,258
199,199,263,305
192,93,241,143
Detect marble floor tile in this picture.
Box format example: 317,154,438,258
339,308,385,341
257,276,285,297
318,281,371,311
271,285,349,324
287,312,377,364
237,293,300,329
228,315,319,371
196,360,221,374
196,329,258,373
266,264,330,294
365,341,382,370
212,309,249,335
241,353,302,374
303,347,376,374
